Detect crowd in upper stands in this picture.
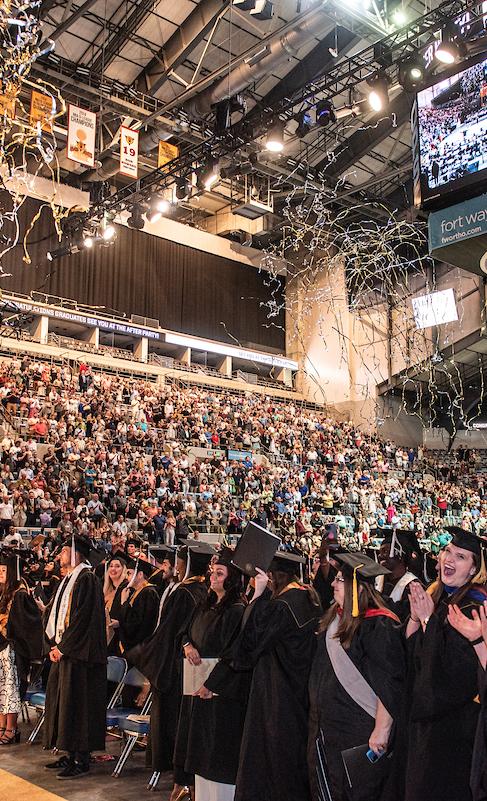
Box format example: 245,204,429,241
0,355,485,555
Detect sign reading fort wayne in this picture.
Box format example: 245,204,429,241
428,193,487,276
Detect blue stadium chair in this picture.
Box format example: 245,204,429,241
27,691,46,744
110,667,152,778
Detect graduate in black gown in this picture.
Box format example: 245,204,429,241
130,541,214,798
0,550,43,744
118,556,159,653
378,530,423,622
103,555,128,657
43,535,107,779
177,547,249,801
308,552,405,801
394,527,487,801
147,546,177,597
233,551,322,801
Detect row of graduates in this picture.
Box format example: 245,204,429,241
3,526,487,800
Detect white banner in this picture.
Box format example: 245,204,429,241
120,126,139,178
67,104,96,167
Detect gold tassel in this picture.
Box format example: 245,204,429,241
352,564,364,617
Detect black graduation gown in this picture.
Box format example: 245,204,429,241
130,578,208,773
43,569,107,753
394,592,485,801
308,613,405,801
175,601,248,785
1,588,43,697
118,583,160,653
106,579,128,657
471,667,487,801
313,565,336,612
149,568,169,598
233,587,321,801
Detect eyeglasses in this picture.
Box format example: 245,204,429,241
334,576,345,583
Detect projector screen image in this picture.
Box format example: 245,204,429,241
416,55,487,205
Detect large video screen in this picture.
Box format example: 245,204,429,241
416,55,487,207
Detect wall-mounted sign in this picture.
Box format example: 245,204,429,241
67,104,96,167
120,126,139,178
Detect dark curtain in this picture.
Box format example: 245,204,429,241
0,197,285,350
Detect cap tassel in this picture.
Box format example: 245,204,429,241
70,531,76,568
127,558,139,588
352,564,364,618
389,531,397,559
16,555,20,582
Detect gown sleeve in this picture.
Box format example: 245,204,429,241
205,604,247,699
410,610,480,719
358,617,406,719
8,590,44,662
58,571,106,662
119,587,159,648
232,596,292,670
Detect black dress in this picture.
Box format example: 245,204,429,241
175,601,248,785
131,577,208,774
118,582,160,653
106,579,128,657
308,611,405,801
394,590,486,801
0,587,43,697
472,666,487,801
233,586,321,801
43,569,107,754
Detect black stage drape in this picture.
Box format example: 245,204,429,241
0,197,285,350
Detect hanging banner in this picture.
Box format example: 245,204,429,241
120,126,139,178
66,104,96,167
0,91,16,119
158,140,178,168
30,90,54,132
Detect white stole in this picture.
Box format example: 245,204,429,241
45,563,89,644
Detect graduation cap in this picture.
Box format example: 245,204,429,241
0,548,28,580
270,550,306,580
177,540,216,577
125,555,154,578
382,529,422,560
150,545,177,565
446,527,482,558
214,546,237,569
334,552,391,618
88,548,107,569
232,521,281,577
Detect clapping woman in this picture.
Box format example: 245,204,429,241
399,527,487,801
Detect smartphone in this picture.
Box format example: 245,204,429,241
366,748,385,763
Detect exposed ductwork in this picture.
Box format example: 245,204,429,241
183,1,334,118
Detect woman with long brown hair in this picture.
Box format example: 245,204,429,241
308,552,405,801
396,527,487,801
103,555,128,656
0,551,43,745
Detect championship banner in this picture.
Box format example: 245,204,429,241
158,140,178,168
30,90,53,132
67,104,96,167
120,126,139,178
0,91,16,119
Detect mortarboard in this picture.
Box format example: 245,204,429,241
231,521,281,577
125,555,155,578
446,527,482,558
335,552,391,618
269,550,306,575
150,545,177,565
382,529,422,560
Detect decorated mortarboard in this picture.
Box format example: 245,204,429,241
231,521,281,577
335,552,391,618
446,527,482,557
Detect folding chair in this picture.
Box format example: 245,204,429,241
107,656,128,709
110,667,152,778
27,690,46,744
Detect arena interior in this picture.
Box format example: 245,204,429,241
2,1,487,801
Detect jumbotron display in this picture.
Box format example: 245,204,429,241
416,55,487,207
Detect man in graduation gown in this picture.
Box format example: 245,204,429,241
378,529,422,621
147,545,177,598
129,542,214,794
43,535,107,779
118,556,159,653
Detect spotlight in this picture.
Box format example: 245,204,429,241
127,204,145,230
398,57,425,90
436,28,466,65
367,72,390,112
392,6,407,26
316,99,336,127
295,109,312,138
175,177,191,200
265,120,285,153
198,158,220,191
146,196,170,223
47,243,71,261
102,224,116,241
83,236,94,248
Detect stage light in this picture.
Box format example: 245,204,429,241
83,236,94,248
398,57,425,90
265,120,285,152
102,223,116,241
316,99,336,127
146,196,170,223
127,204,145,230
197,158,220,191
367,73,389,112
47,243,71,261
175,177,191,200
436,30,465,64
392,6,407,26
295,110,312,138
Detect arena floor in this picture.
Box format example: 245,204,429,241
0,721,172,800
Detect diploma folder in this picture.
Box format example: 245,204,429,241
183,658,220,695
341,744,392,801
231,521,281,577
